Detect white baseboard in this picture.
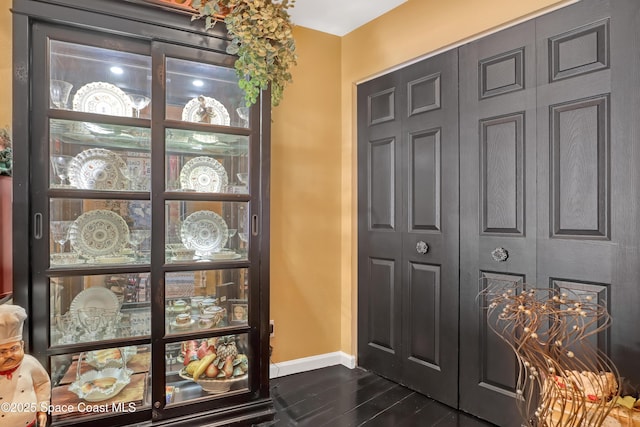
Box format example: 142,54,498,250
270,351,356,379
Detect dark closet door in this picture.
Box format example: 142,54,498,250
358,50,459,405
460,1,640,425
459,19,537,426
535,0,640,387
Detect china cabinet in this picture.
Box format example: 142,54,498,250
12,0,272,425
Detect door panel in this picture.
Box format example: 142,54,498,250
459,20,537,426
401,50,459,406
358,72,403,379
536,0,640,384
358,49,459,406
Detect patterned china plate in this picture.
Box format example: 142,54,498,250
179,156,228,193
68,148,129,190
69,209,130,257
72,81,133,116
180,210,229,256
182,96,230,126
69,287,121,318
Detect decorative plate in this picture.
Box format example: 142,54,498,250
69,287,121,318
182,96,230,125
180,210,229,256
179,156,228,193
68,148,129,190
72,82,133,117
69,367,132,402
69,209,129,257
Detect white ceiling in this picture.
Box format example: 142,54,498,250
288,0,407,37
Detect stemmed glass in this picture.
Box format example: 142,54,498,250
238,208,249,244
127,229,151,260
236,107,249,127
78,307,105,341
54,312,78,344
50,155,73,187
50,80,73,109
128,94,151,118
50,220,73,253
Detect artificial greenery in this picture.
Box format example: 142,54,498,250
0,127,11,177
192,0,297,107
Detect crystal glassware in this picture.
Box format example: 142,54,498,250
128,94,151,118
127,229,151,260
54,312,78,344
50,154,73,187
50,220,73,253
50,80,73,109
236,106,249,127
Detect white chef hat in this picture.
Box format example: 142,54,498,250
0,305,27,345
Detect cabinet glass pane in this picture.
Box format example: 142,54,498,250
50,345,151,423
50,274,150,346
50,119,151,191
50,40,151,117
166,57,249,128
50,199,151,267
165,201,249,262
165,128,249,194
166,333,249,405
165,268,249,335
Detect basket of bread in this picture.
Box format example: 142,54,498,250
69,350,132,402
178,336,248,394
85,346,136,369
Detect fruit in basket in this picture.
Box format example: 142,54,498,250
222,356,234,378
216,336,238,360
196,340,215,359
205,362,219,378
193,353,217,380
185,360,201,376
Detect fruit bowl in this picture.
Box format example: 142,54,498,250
178,369,247,394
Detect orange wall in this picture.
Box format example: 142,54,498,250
0,0,11,126
270,27,342,362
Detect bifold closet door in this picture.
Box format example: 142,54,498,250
459,1,640,425
459,19,538,427
357,49,459,406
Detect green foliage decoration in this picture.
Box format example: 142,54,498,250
192,0,297,107
0,127,11,177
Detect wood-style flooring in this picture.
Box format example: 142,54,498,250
262,365,496,427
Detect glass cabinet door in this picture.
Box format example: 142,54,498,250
162,54,254,406
46,36,154,424
32,19,260,425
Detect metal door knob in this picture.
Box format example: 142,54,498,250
416,241,429,254
491,247,508,262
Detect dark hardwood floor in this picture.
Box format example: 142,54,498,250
262,365,497,427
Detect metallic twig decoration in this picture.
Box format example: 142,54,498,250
481,280,620,426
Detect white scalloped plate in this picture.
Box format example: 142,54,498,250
69,209,129,257
72,81,133,116
68,148,129,190
182,96,230,125
180,210,229,256
179,156,228,193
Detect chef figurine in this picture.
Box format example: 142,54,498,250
0,305,50,427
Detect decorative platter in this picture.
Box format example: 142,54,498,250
179,156,228,193
180,210,229,256
69,209,129,257
69,287,121,319
182,96,230,126
72,82,133,117
68,148,129,190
